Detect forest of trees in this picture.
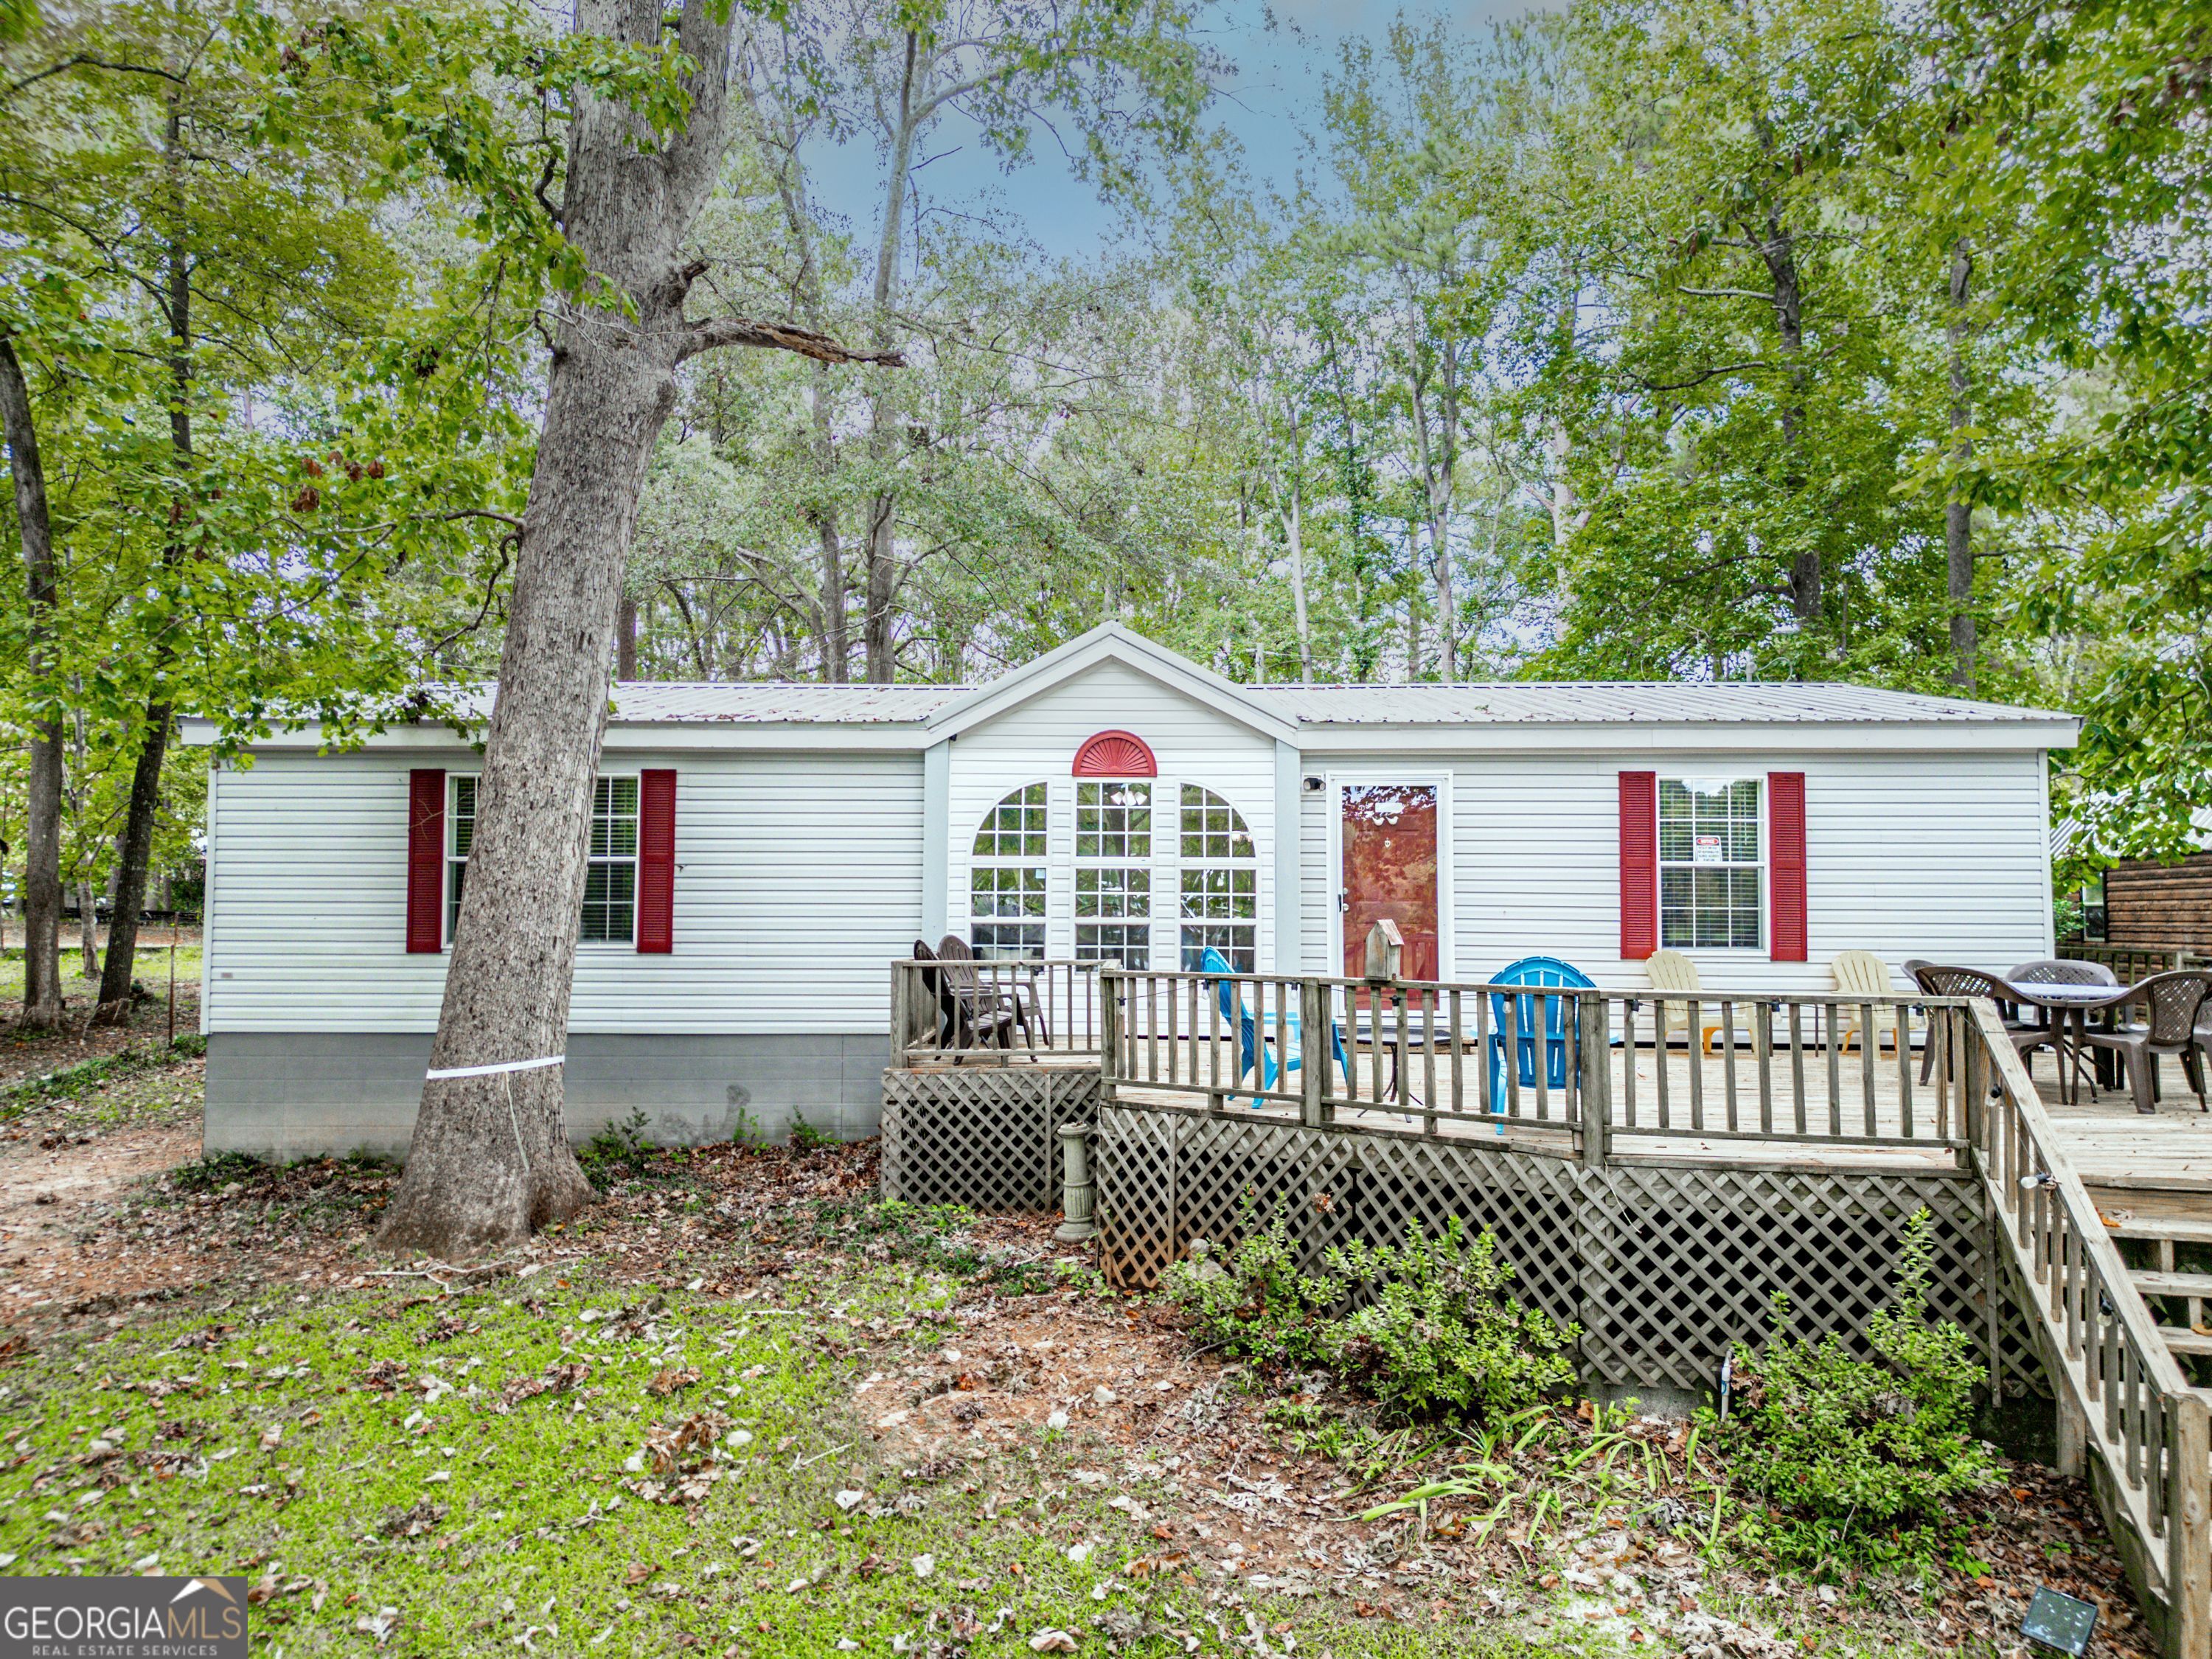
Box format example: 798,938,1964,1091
4,0,2208,992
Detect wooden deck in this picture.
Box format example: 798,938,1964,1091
904,1035,2212,1219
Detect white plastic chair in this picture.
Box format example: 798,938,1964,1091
1832,950,1910,1054
1646,948,1724,1056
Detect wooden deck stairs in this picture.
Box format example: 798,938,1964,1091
1972,1008,2212,1658
2105,1216,2212,1400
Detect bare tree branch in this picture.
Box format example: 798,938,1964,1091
678,315,904,366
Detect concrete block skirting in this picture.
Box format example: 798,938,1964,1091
204,1032,889,1161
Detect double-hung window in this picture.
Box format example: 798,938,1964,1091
1075,780,1151,967
970,783,1048,959
447,774,639,945
1658,778,1762,949
582,776,640,943
1179,785,1256,970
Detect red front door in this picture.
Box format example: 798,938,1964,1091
1340,783,1440,981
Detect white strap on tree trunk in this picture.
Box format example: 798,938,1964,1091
425,1054,566,1080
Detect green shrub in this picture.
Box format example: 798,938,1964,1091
1723,1210,1997,1554
578,1109,655,1190
1162,1214,1340,1368
1322,1219,1578,1420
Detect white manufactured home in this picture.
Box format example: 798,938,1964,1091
186,624,2078,1158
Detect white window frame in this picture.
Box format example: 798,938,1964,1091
580,774,641,947
968,782,1049,959
447,772,640,950
1074,778,1153,969
1178,783,1257,972
1657,775,1765,952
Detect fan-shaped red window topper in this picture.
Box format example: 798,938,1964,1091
1072,730,1156,779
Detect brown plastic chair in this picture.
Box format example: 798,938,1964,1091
1908,963,2056,1083
935,934,1032,1051
2079,971,2212,1114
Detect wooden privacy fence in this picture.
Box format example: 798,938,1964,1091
890,959,1106,1062
1096,967,1986,1166
1965,1000,2210,1658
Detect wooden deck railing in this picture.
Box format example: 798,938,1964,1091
1091,969,1980,1164
2059,941,2210,981
1965,1000,2210,1658
889,959,1106,1063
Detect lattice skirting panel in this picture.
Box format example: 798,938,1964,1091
1094,1102,2048,1398
880,1067,1100,1212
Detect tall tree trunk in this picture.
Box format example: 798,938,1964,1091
1756,208,1819,633
376,0,736,1256
77,880,99,980
860,32,919,686
1945,239,1977,692
97,187,191,1026
97,699,171,1018
616,591,638,679
376,0,886,1257
1282,482,1313,684
0,335,63,1029
810,375,846,683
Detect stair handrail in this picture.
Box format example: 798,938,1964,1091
1967,999,2209,1658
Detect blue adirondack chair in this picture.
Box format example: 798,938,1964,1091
1200,946,1350,1103
1487,956,1596,1120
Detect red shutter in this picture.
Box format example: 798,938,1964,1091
1769,771,1808,963
406,768,445,954
638,768,676,954
1619,771,1658,961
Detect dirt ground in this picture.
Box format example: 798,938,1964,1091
0,1031,2166,1658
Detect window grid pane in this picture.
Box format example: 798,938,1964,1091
971,785,1052,955
971,922,1044,960
1658,778,1761,950
447,776,476,939
1077,924,1150,970
1076,781,1151,860
1180,925,1256,973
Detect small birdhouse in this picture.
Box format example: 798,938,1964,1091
1363,918,1404,983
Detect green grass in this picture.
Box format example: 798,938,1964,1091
0,940,203,1006
0,1263,1591,1658
1,1034,206,1118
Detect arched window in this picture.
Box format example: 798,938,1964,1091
1074,779,1151,967
970,783,1048,959
1180,785,1256,970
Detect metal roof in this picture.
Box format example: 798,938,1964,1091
605,681,969,723
434,673,2066,729
1241,681,2073,726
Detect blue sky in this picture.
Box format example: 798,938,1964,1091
801,0,1549,262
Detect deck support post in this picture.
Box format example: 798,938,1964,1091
890,962,909,1065
1579,993,1609,1169
2169,1394,2210,1659
2055,1385,2087,1478
1100,970,1121,1107
1299,979,1326,1128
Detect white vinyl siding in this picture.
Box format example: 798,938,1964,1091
201,748,924,1033
1297,748,2052,992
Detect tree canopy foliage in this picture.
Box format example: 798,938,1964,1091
3,0,2208,1005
